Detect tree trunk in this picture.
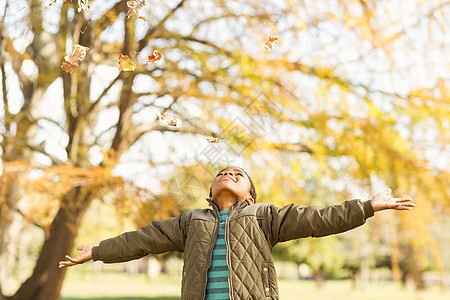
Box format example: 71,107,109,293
313,267,325,288
9,188,91,300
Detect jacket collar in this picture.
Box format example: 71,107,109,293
206,198,249,213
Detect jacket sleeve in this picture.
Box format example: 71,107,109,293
268,199,374,246
92,213,187,263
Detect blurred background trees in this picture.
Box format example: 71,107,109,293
0,0,448,299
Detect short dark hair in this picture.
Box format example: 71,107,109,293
209,167,257,202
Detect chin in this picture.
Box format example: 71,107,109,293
214,187,240,198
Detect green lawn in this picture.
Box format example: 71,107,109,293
61,267,448,300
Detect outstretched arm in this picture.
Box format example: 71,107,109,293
59,245,93,268
58,212,188,268
370,188,415,212
267,188,415,245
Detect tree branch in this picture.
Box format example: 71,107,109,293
137,0,186,52
272,142,312,154
133,122,216,143
94,0,127,33
0,1,9,121
3,134,66,165
0,57,8,120
15,208,48,233
88,73,122,114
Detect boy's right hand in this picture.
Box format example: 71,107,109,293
59,245,93,268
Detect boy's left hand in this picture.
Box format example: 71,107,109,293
370,188,416,212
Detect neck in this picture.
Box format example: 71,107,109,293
212,193,239,211
215,199,235,211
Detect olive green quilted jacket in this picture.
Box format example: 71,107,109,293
92,198,374,299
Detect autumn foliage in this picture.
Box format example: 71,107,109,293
0,0,449,299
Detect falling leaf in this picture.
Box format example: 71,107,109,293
118,54,136,72
61,61,78,74
64,44,89,64
148,50,162,63
158,112,177,127
61,44,89,74
207,137,221,143
77,0,90,12
126,0,146,19
138,16,147,22
264,36,280,51
45,0,66,9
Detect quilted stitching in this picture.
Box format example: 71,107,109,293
183,219,217,299
228,217,278,299
180,204,279,299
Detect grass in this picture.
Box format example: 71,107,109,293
61,266,449,300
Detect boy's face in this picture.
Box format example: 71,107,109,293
211,167,252,202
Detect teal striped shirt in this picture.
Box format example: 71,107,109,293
205,210,230,300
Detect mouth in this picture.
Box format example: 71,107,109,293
221,177,237,183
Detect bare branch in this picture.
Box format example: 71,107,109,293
132,122,216,144
4,134,66,165
0,57,8,119
138,0,186,52
272,143,312,154
88,73,122,114
15,208,48,233
94,0,127,34
0,1,9,119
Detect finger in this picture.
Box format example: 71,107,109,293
395,205,412,211
59,261,74,268
65,255,78,263
394,203,414,210
392,199,416,206
393,197,413,203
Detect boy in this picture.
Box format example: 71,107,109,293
59,166,415,299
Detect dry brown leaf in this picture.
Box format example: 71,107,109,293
264,36,279,51
118,54,136,71
148,50,162,63
126,0,146,19
45,0,66,9
61,44,89,74
158,112,177,127
61,61,78,74
64,44,89,64
207,137,221,143
77,0,90,12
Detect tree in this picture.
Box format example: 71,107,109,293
1,0,448,299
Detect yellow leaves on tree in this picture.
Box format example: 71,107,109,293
0,161,30,208
28,165,120,197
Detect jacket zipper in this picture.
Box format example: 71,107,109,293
225,207,236,299
201,205,220,300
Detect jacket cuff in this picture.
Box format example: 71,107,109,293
92,246,100,261
362,200,375,219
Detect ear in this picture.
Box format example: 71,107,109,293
245,197,254,205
